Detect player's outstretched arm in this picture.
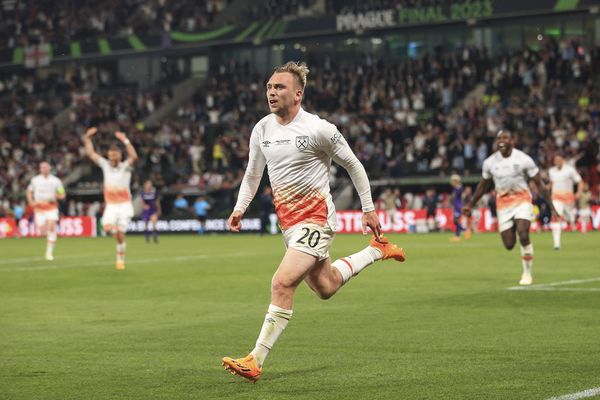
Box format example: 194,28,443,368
530,173,559,218
227,210,244,232
115,131,138,165
83,127,100,163
462,178,493,217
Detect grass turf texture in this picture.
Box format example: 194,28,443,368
1,232,599,400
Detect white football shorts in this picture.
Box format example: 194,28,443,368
35,209,59,228
283,223,335,261
552,200,576,222
497,202,534,232
102,202,134,232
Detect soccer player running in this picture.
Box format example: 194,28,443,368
141,180,161,243
548,154,583,250
463,130,557,285
27,161,66,260
83,127,138,270
222,62,406,382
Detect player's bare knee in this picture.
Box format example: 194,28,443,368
271,277,293,298
518,234,530,247
314,286,335,300
503,240,516,250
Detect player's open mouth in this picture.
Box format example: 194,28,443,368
269,100,277,105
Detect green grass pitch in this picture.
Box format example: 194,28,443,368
1,232,599,399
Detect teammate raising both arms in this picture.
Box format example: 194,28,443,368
463,130,557,285
27,161,66,260
83,127,138,270
221,62,406,382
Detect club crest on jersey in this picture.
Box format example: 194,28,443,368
295,136,309,151
513,164,519,171
331,132,342,145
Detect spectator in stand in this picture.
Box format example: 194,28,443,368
423,189,438,232
173,194,190,218
193,196,211,234
259,186,276,236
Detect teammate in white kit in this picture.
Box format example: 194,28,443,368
83,127,138,270
548,154,583,250
27,162,66,260
222,62,406,382
463,130,557,285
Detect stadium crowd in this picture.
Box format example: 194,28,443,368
1,39,599,221
0,0,230,50
327,0,450,15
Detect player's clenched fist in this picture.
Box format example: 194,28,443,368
228,210,243,232
85,127,98,137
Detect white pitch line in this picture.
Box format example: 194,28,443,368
0,253,107,265
546,386,600,400
507,277,600,291
512,287,600,292
0,251,269,272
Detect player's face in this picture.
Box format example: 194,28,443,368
143,181,152,191
496,132,512,156
554,155,564,168
266,72,301,116
107,149,122,163
39,162,50,175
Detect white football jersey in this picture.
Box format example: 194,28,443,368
482,149,539,210
235,108,374,230
549,165,581,204
28,174,64,210
96,157,132,204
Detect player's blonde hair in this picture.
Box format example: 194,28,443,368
273,61,309,90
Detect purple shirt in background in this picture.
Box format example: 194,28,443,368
452,186,464,215
142,189,158,220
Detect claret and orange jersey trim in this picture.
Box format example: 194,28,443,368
273,185,328,230
551,190,575,204
34,201,58,211
496,189,532,210
104,186,132,204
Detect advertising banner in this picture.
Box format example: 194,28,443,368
1,207,598,237
0,216,97,238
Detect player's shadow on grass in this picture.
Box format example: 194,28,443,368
265,365,328,381
219,365,328,385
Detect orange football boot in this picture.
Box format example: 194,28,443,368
115,261,125,270
222,354,262,383
370,235,406,262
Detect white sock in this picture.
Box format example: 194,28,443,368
116,242,126,262
46,231,57,255
551,222,561,248
332,246,383,284
250,304,293,367
520,243,534,276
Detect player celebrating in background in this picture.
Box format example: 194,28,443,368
27,161,65,260
141,180,161,243
221,62,406,382
463,130,557,285
548,154,583,250
83,127,138,270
